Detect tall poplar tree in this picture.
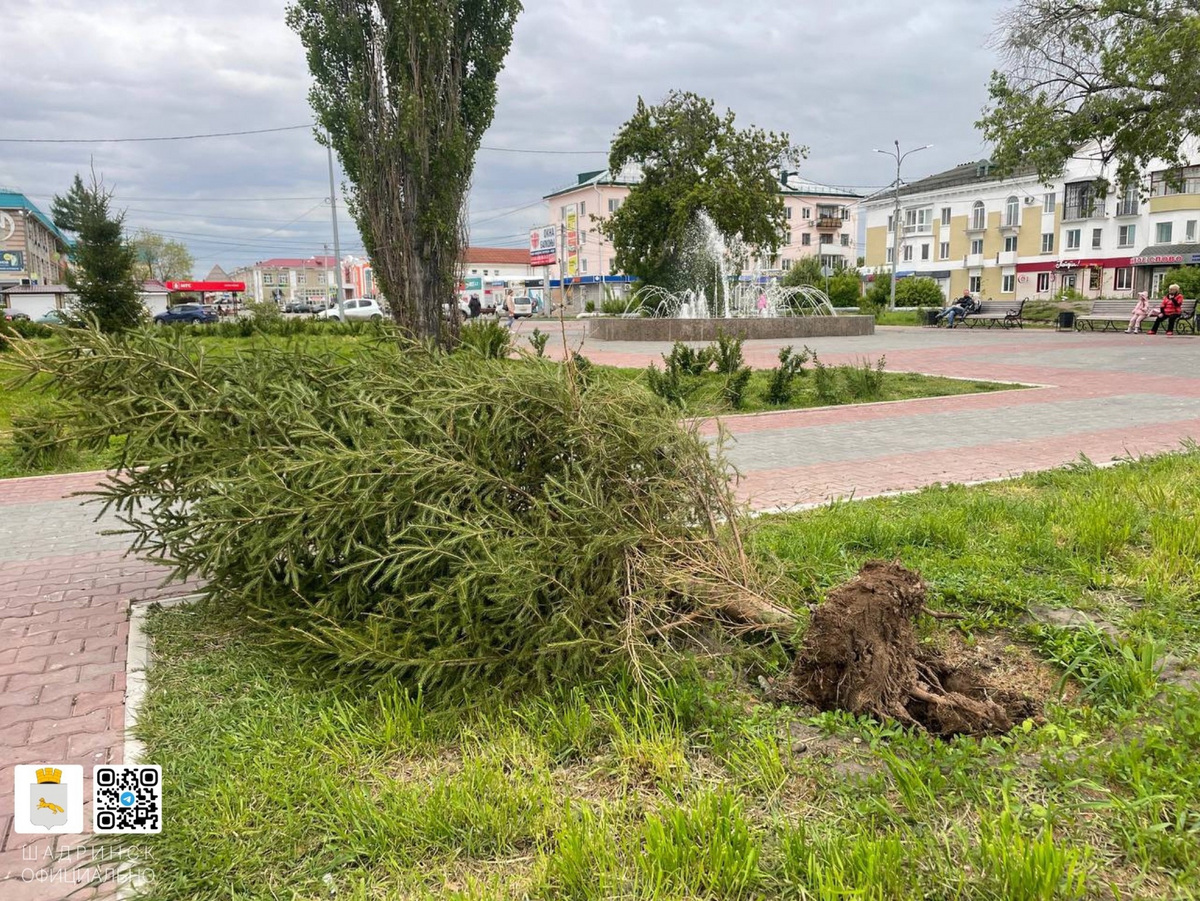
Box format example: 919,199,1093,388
288,0,523,347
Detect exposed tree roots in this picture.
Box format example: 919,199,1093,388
779,561,1038,736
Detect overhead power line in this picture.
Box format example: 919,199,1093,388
0,125,316,144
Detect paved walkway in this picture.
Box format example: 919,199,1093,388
2,324,1198,897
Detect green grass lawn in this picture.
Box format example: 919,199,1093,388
130,449,1200,900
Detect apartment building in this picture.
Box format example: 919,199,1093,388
0,191,71,291
862,147,1200,303
231,256,339,304
542,168,861,282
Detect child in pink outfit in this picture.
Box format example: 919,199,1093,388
1126,291,1151,333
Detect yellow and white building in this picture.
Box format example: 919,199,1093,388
863,150,1200,303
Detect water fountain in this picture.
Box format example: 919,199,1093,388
588,210,875,342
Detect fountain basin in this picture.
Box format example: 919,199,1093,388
588,315,875,342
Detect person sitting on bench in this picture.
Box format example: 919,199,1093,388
935,291,978,328
1149,284,1184,336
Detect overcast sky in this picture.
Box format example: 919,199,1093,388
1,0,1011,276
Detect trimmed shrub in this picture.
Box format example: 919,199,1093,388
528,329,549,358
721,366,753,410
712,332,745,375
764,346,809,405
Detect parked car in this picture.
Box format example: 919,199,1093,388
35,310,80,327
154,303,219,325
1,308,31,322
511,295,535,318
317,298,385,322
442,299,472,320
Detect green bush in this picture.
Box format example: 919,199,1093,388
646,363,688,407
663,342,713,377
826,271,863,307
601,295,640,315
844,356,887,401
764,345,809,405
457,319,513,359
811,352,842,405
17,329,776,692
712,332,745,375
528,329,549,358
1159,266,1200,299
721,367,753,410
894,277,945,308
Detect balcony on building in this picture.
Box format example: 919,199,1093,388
816,215,844,229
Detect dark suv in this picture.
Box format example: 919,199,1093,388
154,304,219,325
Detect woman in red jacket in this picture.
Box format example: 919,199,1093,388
1149,284,1184,336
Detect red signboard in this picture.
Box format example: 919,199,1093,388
1015,258,1132,273
165,281,246,292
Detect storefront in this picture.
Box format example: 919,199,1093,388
1130,247,1200,296
1015,257,1133,299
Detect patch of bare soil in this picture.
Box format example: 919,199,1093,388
775,561,1043,737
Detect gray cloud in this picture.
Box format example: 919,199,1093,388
2,0,1010,273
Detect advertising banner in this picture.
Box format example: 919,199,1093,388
529,226,557,268
0,250,25,272
565,205,580,278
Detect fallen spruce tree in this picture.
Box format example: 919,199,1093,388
14,327,794,691
13,329,1035,733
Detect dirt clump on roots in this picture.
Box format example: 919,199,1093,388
778,561,1039,737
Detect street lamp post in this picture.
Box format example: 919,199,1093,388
874,141,931,310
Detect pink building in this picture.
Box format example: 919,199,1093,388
541,168,862,283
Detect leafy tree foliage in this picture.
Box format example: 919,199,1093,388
780,256,823,288
895,277,946,308
1158,266,1200,300
826,271,863,307
131,229,194,283
601,91,802,289
288,0,523,347
52,173,144,332
979,0,1200,187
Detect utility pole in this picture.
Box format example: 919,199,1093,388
326,138,346,318
874,140,931,310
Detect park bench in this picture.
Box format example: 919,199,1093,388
1076,297,1196,334
963,299,1025,329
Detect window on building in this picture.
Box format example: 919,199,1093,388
1066,229,1081,250
1064,181,1096,220
1043,192,1056,213
581,258,588,273
1004,235,1018,253
1188,220,1198,243
579,202,586,218
970,238,984,255
607,198,622,213
820,233,834,245
263,274,273,285
786,206,793,219
971,201,986,230
1002,274,1015,293
1092,228,1103,249
1118,225,1136,247
801,233,811,246
1037,272,1051,292
298,272,307,285
969,276,982,293
886,248,893,263
782,259,793,270
1041,233,1055,253
1089,267,1101,290
317,272,326,285
1156,222,1173,244
1115,267,1133,290
902,245,913,262
780,230,792,246
941,207,951,226
1005,196,1019,227
841,234,850,246
1150,165,1200,196
903,207,933,234
886,215,893,233
802,207,811,219
921,244,930,260
1116,183,1139,217
940,242,950,260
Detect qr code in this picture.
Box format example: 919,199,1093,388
93,765,162,833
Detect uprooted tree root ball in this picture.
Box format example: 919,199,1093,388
778,561,1039,736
